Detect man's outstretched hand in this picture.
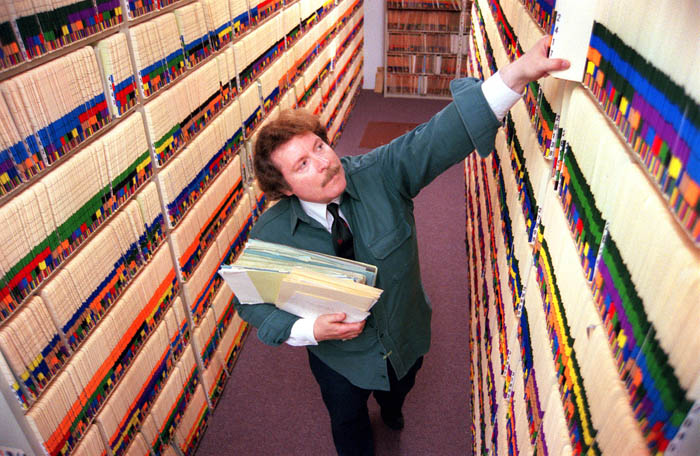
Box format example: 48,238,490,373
313,313,366,342
499,35,570,94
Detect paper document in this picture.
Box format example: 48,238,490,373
218,240,383,321
548,0,597,81
235,239,378,286
218,267,268,303
279,291,370,323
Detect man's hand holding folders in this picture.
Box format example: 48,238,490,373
218,239,383,329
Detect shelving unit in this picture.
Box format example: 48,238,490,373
465,0,699,455
0,0,365,454
383,0,471,99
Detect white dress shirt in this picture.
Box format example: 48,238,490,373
285,197,350,346
285,71,521,346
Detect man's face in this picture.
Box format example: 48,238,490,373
271,131,347,203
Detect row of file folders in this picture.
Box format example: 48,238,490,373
0,44,365,456
0,181,260,455
2,0,361,350
0,166,258,405
0,0,364,328
0,12,361,450
0,0,363,454
0,0,351,195
0,0,356,396
20,288,250,456
0,0,331,69
471,0,700,244
466,0,699,451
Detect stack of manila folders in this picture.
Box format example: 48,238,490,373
218,239,382,322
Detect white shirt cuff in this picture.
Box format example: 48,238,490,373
286,317,318,346
480,71,523,121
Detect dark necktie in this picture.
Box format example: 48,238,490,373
327,203,355,260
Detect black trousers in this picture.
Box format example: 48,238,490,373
307,350,424,456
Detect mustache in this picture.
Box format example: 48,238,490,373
321,165,342,186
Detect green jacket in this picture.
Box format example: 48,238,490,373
234,77,500,390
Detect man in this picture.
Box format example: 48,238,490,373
233,36,569,455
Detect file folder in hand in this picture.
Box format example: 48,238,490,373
218,239,382,322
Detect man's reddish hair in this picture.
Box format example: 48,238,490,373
253,109,329,200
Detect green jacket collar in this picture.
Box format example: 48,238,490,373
288,197,313,235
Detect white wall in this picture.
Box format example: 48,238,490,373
362,0,384,90
0,380,35,455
